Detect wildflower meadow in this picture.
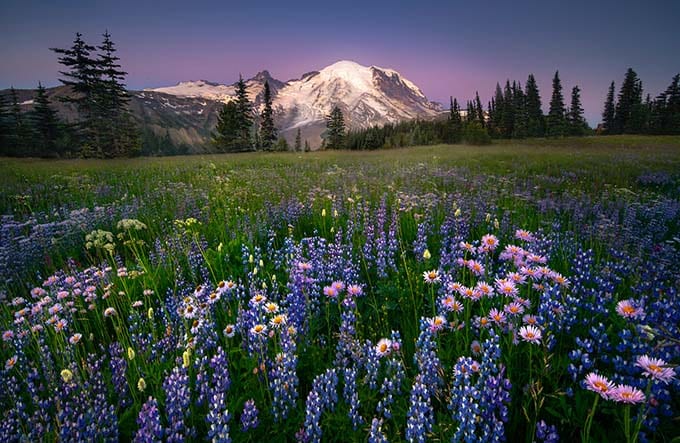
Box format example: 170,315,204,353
1,136,679,442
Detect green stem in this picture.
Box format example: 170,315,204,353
583,394,600,443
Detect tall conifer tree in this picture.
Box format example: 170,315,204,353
96,31,138,157
294,127,302,152
525,74,544,137
602,81,616,134
546,71,567,137
51,33,99,152
614,68,642,134
30,82,62,156
325,106,346,149
234,75,253,150
568,85,587,136
259,81,276,150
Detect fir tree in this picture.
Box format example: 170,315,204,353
546,71,567,137
601,81,616,134
567,85,587,136
0,91,10,154
259,81,277,150
614,68,642,134
275,137,289,151
512,81,528,138
212,101,244,152
96,30,138,157
325,106,346,149
474,91,485,127
489,83,505,138
501,80,514,138
525,74,545,137
294,127,302,152
234,75,253,150
51,32,99,152
304,139,310,152
448,97,462,142
662,74,680,133
30,82,62,156
7,87,33,156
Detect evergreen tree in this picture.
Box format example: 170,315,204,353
512,81,528,138
304,139,310,152
567,85,587,136
234,75,253,150
6,87,33,156
325,106,346,149
259,81,277,150
51,32,99,151
212,101,244,152
275,137,289,151
448,97,462,142
614,68,642,134
662,74,680,133
489,83,505,138
294,127,302,151
546,71,567,137
0,91,10,154
30,82,62,156
474,91,485,127
96,30,139,157
601,81,616,134
501,80,514,137
525,74,545,137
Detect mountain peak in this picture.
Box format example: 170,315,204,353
253,70,273,81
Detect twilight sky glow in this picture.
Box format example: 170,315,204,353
1,0,679,125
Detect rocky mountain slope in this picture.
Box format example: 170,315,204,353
5,60,442,150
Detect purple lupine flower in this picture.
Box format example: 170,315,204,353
405,375,433,443
343,366,364,429
271,329,299,421
240,399,259,432
134,397,163,443
163,365,192,442
535,420,559,443
109,342,130,408
369,417,389,443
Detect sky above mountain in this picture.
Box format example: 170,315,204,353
1,0,679,126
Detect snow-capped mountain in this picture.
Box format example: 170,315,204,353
145,60,441,147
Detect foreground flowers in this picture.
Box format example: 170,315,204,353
636,355,676,384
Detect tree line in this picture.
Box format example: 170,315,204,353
341,71,587,150
212,78,309,152
0,32,140,158
341,69,680,150
601,69,680,135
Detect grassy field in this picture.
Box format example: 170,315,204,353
1,135,679,441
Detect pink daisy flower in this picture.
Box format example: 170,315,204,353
515,229,535,242
375,338,393,357
488,308,506,325
481,234,499,252
518,325,542,344
584,372,615,399
475,281,494,298
423,270,441,284
495,279,519,297
636,355,676,384
427,316,447,332
616,299,644,319
504,301,525,316
611,384,645,404
347,284,364,297
323,286,338,299
467,260,485,276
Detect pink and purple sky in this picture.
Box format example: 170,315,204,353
2,0,679,125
